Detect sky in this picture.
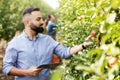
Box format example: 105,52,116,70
44,0,59,9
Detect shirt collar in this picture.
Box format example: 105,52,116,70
22,30,40,41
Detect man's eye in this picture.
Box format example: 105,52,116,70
36,18,41,21
36,18,40,21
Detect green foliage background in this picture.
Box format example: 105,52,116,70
56,0,120,80
0,0,55,41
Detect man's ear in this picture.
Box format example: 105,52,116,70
22,14,31,26
23,19,30,26
25,20,29,24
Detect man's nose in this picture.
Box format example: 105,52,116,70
41,19,44,24
40,19,44,26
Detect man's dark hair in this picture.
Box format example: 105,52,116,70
23,7,40,16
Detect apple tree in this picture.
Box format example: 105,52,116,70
56,0,120,80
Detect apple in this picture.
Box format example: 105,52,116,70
77,16,83,21
85,30,98,41
108,57,118,67
91,30,97,37
52,54,59,63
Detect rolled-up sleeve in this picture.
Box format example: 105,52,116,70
3,44,18,75
54,44,71,59
48,36,71,59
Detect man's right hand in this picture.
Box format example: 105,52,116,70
26,66,43,77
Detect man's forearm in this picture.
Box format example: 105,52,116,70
70,44,83,55
9,67,28,76
70,41,93,55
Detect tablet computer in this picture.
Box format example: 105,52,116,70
37,62,62,69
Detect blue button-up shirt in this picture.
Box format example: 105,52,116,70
3,31,71,80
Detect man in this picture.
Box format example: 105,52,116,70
46,14,56,39
3,7,93,80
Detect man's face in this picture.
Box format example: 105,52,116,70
29,11,44,33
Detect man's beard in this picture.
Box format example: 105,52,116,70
30,23,44,34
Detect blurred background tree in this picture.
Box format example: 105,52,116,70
0,0,55,41
55,0,120,80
